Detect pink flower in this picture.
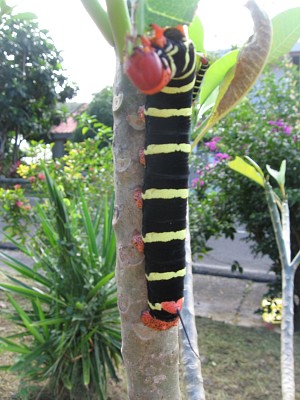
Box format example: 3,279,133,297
204,137,221,152
215,152,229,161
37,173,46,181
23,205,31,211
283,125,292,136
14,184,21,190
15,201,23,207
28,176,36,183
192,178,204,188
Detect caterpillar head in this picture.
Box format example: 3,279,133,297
124,25,174,95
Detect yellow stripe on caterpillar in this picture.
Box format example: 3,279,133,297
144,143,191,155
160,80,195,94
172,56,196,81
146,268,186,281
148,301,162,311
142,188,189,200
144,108,192,118
142,229,186,243
182,44,191,73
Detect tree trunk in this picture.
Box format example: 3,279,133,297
281,266,295,400
0,131,6,167
112,60,182,399
179,208,205,400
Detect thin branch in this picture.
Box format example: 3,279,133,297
264,181,289,269
291,250,300,272
106,0,131,59
81,0,115,46
282,200,291,265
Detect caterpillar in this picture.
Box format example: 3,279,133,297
125,25,205,331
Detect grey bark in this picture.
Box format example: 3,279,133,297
112,60,182,399
179,207,205,400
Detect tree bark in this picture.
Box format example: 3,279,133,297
112,60,182,399
281,266,295,400
179,208,205,400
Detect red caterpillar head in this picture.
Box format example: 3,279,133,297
124,27,172,95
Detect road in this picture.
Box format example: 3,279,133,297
199,228,272,274
1,218,272,275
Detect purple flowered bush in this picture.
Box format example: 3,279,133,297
189,59,300,306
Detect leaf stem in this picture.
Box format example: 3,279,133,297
81,0,115,46
106,0,131,59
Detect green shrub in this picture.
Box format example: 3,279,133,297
0,169,120,400
190,59,300,301
0,127,114,244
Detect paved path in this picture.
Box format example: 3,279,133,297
0,220,273,328
192,231,274,327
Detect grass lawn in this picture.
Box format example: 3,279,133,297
1,294,299,400
197,317,300,400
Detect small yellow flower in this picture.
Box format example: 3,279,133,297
17,164,30,178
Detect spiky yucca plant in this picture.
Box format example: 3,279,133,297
0,169,120,400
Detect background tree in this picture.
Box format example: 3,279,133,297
0,13,77,176
87,86,113,128
72,86,113,142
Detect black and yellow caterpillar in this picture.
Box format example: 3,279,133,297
126,25,207,330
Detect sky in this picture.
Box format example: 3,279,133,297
9,0,300,102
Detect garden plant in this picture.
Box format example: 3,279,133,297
0,168,120,399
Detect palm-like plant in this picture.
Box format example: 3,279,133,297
0,169,120,400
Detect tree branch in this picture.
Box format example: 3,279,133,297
81,0,115,46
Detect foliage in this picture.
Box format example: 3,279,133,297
0,14,77,176
0,169,120,400
190,59,300,299
0,120,114,245
0,184,32,239
86,87,113,129
71,88,113,142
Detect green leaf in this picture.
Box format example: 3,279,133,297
144,0,199,27
87,272,115,301
0,365,12,371
34,298,50,340
192,0,272,150
1,234,31,256
0,337,31,355
35,202,58,248
0,283,64,305
266,160,286,188
81,340,91,386
30,317,66,327
244,156,265,177
198,50,239,110
80,191,99,269
267,8,300,64
13,12,37,20
0,250,51,287
7,294,45,344
82,126,89,135
188,15,205,52
228,156,265,188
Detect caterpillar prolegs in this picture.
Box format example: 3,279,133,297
125,25,206,330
